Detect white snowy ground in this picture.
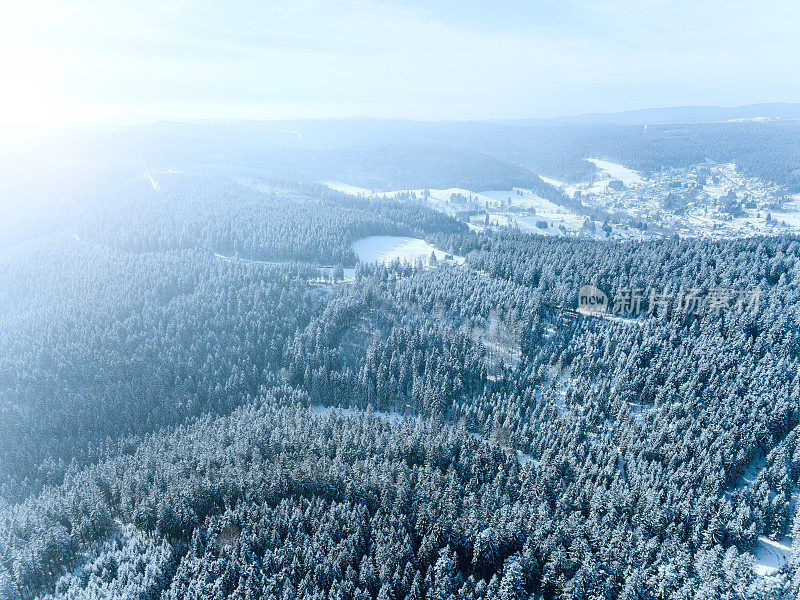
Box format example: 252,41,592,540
325,182,607,238
325,181,373,196
479,190,587,232
724,454,797,577
584,158,644,186
753,536,792,576
326,182,566,214
144,170,159,191
312,404,406,425
479,189,559,210
351,236,464,266
541,159,644,196
540,158,645,197
402,188,500,214
773,195,800,229
212,252,356,281
478,211,586,237
753,485,798,576
539,175,582,199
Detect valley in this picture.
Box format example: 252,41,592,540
328,158,800,241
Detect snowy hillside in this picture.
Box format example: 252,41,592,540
328,159,800,241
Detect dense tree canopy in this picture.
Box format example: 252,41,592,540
2,159,800,599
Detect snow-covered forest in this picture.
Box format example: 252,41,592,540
2,118,800,600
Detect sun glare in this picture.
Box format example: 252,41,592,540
0,2,78,141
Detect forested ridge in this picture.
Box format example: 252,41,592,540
2,165,800,599
119,118,800,190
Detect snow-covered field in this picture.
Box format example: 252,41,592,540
539,175,583,198
585,158,644,186
325,181,616,239
773,195,800,229
479,212,588,237
753,536,792,576
351,236,463,266
325,181,373,196
541,158,644,196
324,182,557,215
479,189,560,210
213,252,355,281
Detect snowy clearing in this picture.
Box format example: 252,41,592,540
325,181,633,240
741,456,767,489
516,450,538,466
324,182,562,215
312,404,406,426
753,536,792,576
479,189,562,211
539,175,583,198
325,181,373,196
351,236,464,266
585,158,644,186
212,253,356,281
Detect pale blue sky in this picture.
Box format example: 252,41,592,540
1,0,799,131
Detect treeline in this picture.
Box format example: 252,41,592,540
65,176,465,265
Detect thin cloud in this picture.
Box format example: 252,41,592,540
1,0,798,126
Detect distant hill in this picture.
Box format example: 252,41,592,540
505,103,800,126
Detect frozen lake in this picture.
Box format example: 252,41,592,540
351,235,464,266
